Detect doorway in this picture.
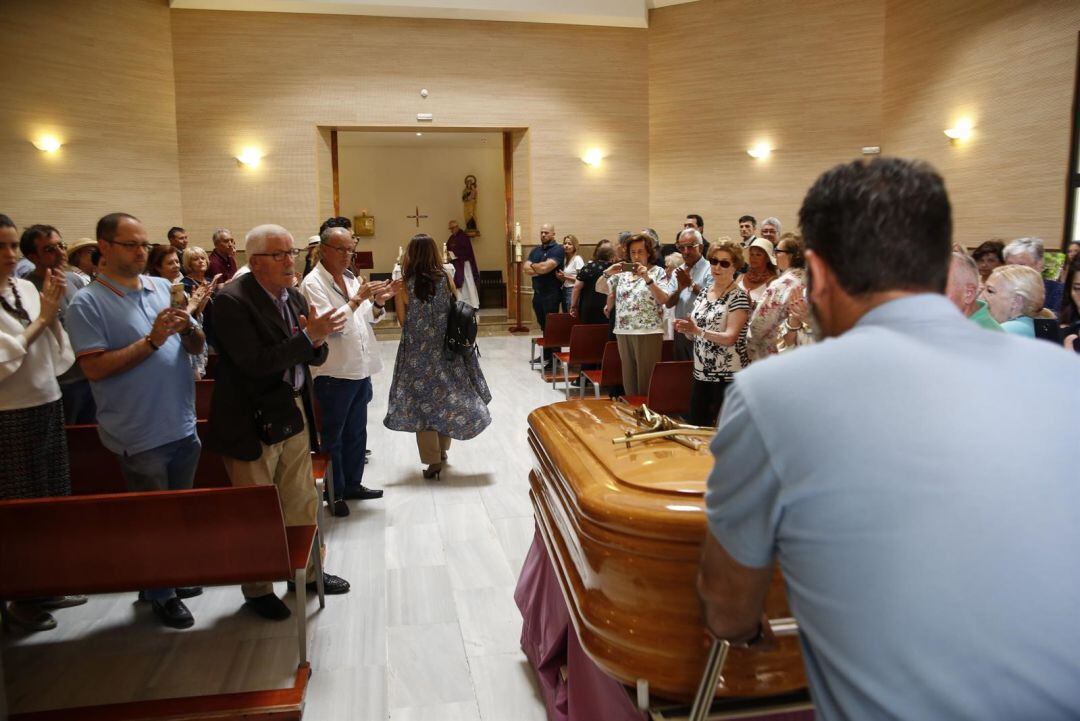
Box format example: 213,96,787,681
329,129,514,316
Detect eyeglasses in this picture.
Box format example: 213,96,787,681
252,249,301,261
40,242,67,254
775,249,792,255
104,239,152,251
708,258,733,268
675,243,699,251
320,242,355,257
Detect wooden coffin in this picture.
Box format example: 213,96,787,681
527,399,806,702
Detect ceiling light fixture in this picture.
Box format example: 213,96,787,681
582,148,604,167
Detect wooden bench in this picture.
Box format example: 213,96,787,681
0,485,323,667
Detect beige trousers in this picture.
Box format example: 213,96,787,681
616,333,664,396
223,397,319,599
415,431,452,465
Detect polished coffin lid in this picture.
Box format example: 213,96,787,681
527,399,806,702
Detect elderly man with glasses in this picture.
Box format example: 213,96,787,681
205,224,353,622
663,228,713,361
67,213,207,630
300,226,396,517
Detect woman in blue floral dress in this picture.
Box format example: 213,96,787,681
384,234,491,479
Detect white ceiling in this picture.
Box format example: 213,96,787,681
337,130,502,148
169,0,701,28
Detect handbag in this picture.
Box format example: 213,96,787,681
444,276,480,357
253,381,305,445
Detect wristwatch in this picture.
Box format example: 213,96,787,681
145,334,160,351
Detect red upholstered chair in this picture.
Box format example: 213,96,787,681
552,324,609,397
581,341,623,398
530,312,578,370
621,360,694,418
661,338,675,361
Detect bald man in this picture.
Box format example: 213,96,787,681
523,223,564,368
945,252,1002,331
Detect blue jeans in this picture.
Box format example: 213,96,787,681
116,433,202,602
314,376,372,498
561,287,573,313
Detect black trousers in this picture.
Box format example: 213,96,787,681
533,288,562,361
688,377,730,427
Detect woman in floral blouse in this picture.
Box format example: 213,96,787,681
674,240,750,426
747,233,808,360
596,233,671,395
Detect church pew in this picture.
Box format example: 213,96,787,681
0,486,323,675
9,664,310,721
66,421,232,495
195,378,214,420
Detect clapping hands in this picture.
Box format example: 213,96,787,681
38,269,66,324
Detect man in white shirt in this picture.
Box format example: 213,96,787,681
663,228,712,361
300,226,396,517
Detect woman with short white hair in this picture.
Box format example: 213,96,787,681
982,265,1045,336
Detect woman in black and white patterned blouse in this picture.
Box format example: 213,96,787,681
674,239,751,427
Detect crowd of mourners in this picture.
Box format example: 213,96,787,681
3,200,1079,636
527,216,1080,427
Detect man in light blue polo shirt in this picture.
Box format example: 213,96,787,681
663,227,713,361
67,212,207,631
697,158,1080,720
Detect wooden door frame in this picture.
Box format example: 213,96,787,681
328,126,524,319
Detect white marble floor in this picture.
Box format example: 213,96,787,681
2,335,569,720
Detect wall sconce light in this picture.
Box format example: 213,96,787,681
582,148,604,167
236,147,263,168
747,142,772,159
944,119,973,143
32,135,63,153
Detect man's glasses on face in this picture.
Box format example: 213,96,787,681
252,249,301,262
104,239,151,251
320,242,355,257
41,242,68,254
675,242,698,251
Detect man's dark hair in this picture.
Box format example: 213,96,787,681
96,212,139,243
798,157,952,296
0,214,15,231
686,214,704,231
319,216,352,234
19,224,60,259
738,215,756,227
167,226,185,241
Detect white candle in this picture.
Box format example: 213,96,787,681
514,222,522,242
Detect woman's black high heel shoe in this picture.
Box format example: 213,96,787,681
422,464,442,480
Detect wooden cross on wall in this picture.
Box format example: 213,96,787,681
406,206,428,227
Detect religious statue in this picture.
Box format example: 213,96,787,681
462,174,479,237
